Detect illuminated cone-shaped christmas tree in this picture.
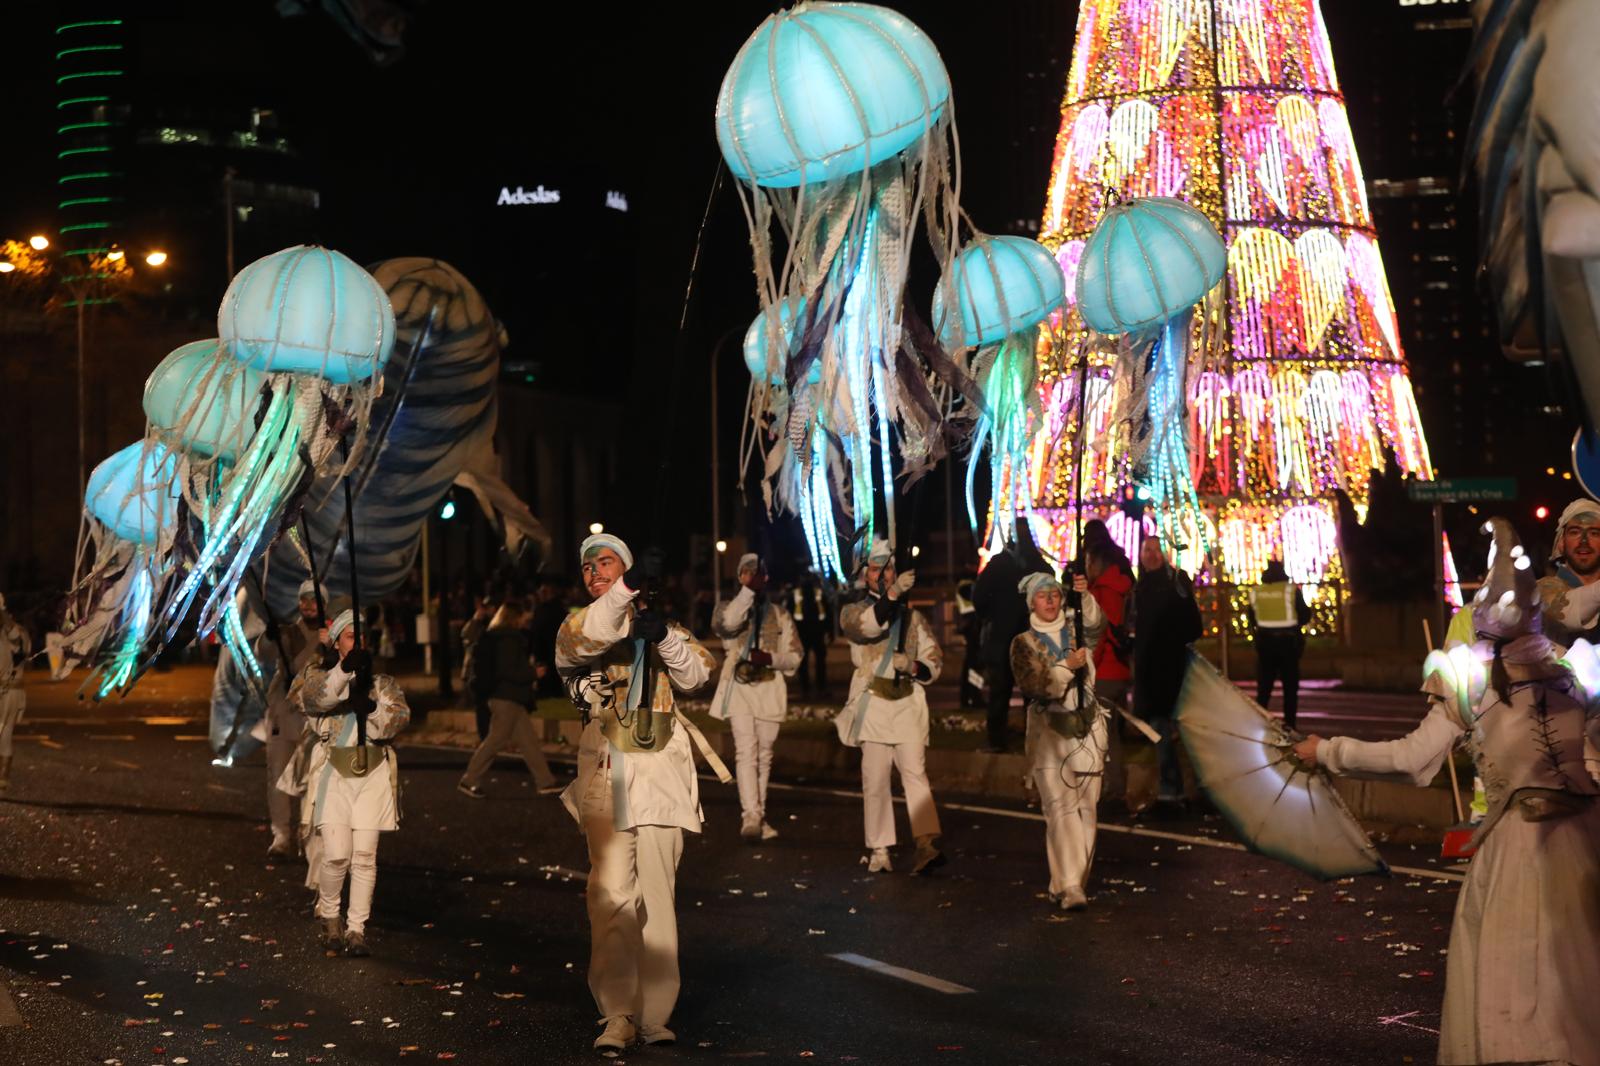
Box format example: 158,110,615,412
1030,0,1435,610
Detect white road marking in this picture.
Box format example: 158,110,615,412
764,783,1466,884
400,741,1466,885
828,952,975,995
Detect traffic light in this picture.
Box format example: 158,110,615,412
1535,505,1550,521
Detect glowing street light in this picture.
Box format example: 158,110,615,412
0,262,13,274
144,250,168,267
106,249,124,261
910,545,921,558
715,540,728,553
589,522,604,535
28,235,49,251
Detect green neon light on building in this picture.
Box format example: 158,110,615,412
56,44,124,60
58,146,112,158
56,20,124,33
55,70,125,85
57,121,114,134
57,95,110,109
59,172,119,184
59,222,110,233
58,196,118,208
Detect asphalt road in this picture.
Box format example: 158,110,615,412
0,695,1460,1065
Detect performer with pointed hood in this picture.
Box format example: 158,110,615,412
836,539,946,876
711,552,802,842
1010,569,1106,910
280,602,411,957
262,580,327,859
0,594,31,793
555,531,721,1053
1294,518,1600,1065
1537,497,1600,648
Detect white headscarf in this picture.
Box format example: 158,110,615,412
579,532,633,570
1553,498,1600,562
328,609,356,642
297,579,327,603
1017,572,1062,603
737,552,761,574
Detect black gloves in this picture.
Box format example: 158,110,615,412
872,595,898,626
624,547,666,595
632,610,668,645
910,661,932,683
319,644,341,670
262,618,281,644
340,648,373,676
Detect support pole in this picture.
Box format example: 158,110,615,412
1433,502,1446,650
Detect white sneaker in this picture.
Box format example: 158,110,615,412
639,1023,676,1045
760,821,779,841
594,1015,635,1051
863,847,892,873
740,815,761,841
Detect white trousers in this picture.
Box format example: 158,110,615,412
0,688,24,757
1033,738,1106,895
316,825,379,933
581,765,683,1027
860,741,941,849
462,698,556,789
729,712,780,821
264,698,304,838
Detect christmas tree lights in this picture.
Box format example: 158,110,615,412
1032,0,1436,621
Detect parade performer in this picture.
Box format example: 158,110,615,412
1537,498,1600,648
280,606,410,957
261,581,325,859
1295,519,1600,1065
836,540,946,876
0,595,31,793
710,553,802,842
556,532,722,1053
1011,571,1106,911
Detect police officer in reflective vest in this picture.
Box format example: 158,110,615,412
1248,559,1312,729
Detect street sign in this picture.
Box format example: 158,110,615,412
1572,429,1600,503
1406,477,1518,503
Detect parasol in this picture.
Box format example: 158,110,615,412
1175,650,1388,880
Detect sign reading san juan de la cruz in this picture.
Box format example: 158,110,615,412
1406,477,1518,503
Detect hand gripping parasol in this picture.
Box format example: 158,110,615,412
1175,650,1388,880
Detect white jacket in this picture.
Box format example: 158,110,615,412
709,587,802,723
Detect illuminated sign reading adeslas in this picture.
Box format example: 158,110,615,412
498,185,560,205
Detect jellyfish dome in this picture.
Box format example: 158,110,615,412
933,235,1066,349
86,442,182,546
1075,197,1225,336
716,2,950,189
218,246,396,383
743,299,823,387
143,340,266,462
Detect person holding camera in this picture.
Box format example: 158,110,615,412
555,532,719,1053
279,604,411,958
836,539,946,876
1011,570,1106,911
711,553,802,842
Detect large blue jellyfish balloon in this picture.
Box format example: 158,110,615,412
718,2,975,577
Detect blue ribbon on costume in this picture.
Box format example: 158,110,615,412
608,637,649,829
848,614,902,746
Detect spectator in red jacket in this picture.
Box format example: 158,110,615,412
1085,543,1134,709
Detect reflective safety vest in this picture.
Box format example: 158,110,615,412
1249,581,1300,629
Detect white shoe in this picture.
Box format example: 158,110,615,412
760,821,779,841
639,1023,675,1045
740,815,761,841
863,847,892,873
594,1015,635,1052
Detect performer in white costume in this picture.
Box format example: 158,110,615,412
556,533,723,1053
1296,519,1600,1066
1010,570,1106,911
710,553,802,842
835,540,945,876
0,595,31,793
279,607,410,957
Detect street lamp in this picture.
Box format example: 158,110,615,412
0,262,13,274
28,235,49,251
715,539,728,553
145,250,168,267
589,522,604,535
